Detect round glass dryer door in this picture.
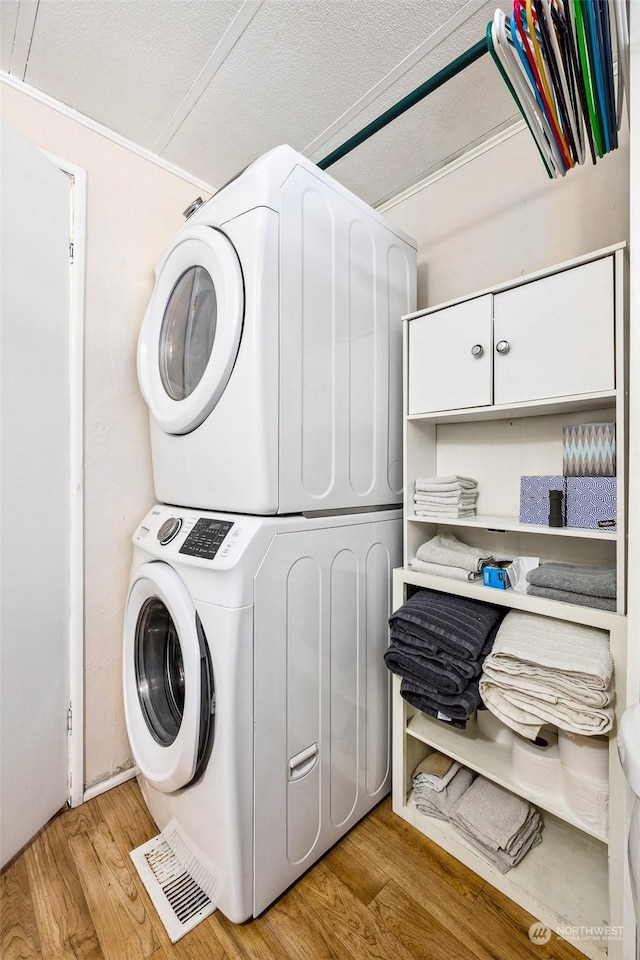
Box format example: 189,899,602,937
123,562,215,793
138,224,244,435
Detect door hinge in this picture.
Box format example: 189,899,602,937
69,240,74,262
67,704,73,734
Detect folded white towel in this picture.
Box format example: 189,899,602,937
479,611,614,738
415,476,478,493
414,492,478,505
416,533,492,567
414,507,476,518
485,611,613,684
409,558,481,582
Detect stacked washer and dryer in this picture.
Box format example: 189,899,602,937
122,145,416,926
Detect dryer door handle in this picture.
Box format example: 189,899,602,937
288,743,319,781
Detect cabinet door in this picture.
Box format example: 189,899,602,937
493,257,615,406
408,295,492,414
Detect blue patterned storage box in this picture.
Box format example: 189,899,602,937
562,423,616,477
566,477,617,530
519,476,566,525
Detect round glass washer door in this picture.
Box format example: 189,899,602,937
123,561,211,793
137,225,244,435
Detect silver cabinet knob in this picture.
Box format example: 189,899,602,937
470,344,484,358
495,339,510,355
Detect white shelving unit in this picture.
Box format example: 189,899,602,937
392,244,629,960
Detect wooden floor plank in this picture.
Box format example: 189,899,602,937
23,815,104,960
322,832,389,905
297,861,415,960
0,856,41,960
260,881,356,960
474,885,588,960
369,799,484,903
68,820,160,960
347,803,541,960
207,910,290,960
96,777,157,856
60,796,105,840
369,878,480,960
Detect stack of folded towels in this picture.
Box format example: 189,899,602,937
479,610,615,740
413,475,479,518
526,562,616,611
412,753,543,873
409,532,493,582
385,589,506,728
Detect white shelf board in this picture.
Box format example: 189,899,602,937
406,711,608,843
396,566,619,630
406,390,616,424
402,795,609,960
407,513,618,541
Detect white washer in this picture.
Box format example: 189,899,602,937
137,144,416,515
123,503,401,924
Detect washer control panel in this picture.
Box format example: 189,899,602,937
178,517,234,560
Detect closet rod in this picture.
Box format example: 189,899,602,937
317,36,489,170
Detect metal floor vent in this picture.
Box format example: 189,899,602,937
130,832,216,942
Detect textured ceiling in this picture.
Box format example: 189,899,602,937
1,0,518,204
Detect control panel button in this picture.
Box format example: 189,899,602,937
179,518,234,559
157,517,182,545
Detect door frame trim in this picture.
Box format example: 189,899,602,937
46,152,86,808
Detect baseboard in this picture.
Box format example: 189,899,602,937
83,766,139,803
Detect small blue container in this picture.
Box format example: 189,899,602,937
483,565,512,590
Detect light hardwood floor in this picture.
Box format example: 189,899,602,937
1,779,585,960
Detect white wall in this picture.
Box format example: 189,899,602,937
0,85,209,790
384,124,629,310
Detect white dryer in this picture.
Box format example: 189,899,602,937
122,503,401,926
137,145,416,515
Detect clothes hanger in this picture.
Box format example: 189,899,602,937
486,22,555,178
493,11,562,176
557,0,597,164
572,0,604,157
506,13,566,175
540,0,584,164
513,0,572,168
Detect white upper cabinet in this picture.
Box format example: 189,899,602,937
408,254,615,416
493,257,615,406
408,295,492,414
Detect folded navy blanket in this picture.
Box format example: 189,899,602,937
526,562,616,599
388,589,505,662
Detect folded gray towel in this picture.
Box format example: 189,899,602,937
452,814,542,873
526,584,616,611
450,776,534,852
413,766,476,821
526,562,616,599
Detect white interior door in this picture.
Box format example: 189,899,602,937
0,120,71,867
